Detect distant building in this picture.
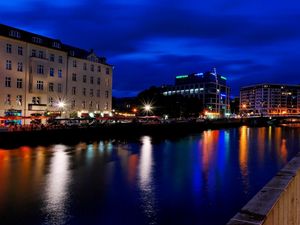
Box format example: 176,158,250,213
0,24,113,122
240,84,300,115
162,68,230,116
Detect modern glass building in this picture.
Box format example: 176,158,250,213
162,68,231,117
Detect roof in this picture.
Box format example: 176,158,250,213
0,23,111,66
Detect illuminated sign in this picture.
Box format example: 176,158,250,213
176,75,188,79
221,76,227,80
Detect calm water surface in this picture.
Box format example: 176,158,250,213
0,126,300,225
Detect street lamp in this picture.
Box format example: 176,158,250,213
57,101,65,117
143,104,152,116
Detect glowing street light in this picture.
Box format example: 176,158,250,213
143,104,153,116
57,101,65,109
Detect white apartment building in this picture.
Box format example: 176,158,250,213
0,24,113,122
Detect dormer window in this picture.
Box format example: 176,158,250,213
32,37,42,44
70,50,75,56
9,30,21,38
52,42,61,48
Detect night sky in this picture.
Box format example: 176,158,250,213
1,0,300,97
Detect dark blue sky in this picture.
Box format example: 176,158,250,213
1,0,300,97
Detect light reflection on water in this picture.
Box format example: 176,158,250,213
138,136,157,225
0,125,299,225
43,145,71,225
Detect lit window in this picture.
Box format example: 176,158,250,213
17,62,23,72
37,80,44,90
32,37,42,44
16,95,22,106
9,30,21,38
58,69,62,78
50,68,54,77
52,42,61,48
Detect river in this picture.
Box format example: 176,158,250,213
0,125,299,225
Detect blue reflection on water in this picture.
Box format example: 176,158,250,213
0,126,300,225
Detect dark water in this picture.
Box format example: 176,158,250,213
0,126,300,225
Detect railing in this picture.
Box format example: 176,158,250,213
227,152,300,225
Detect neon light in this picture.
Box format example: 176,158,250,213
176,75,188,79
221,76,227,80
195,73,203,76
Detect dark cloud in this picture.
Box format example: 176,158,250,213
1,0,300,97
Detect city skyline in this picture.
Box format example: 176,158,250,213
1,0,300,97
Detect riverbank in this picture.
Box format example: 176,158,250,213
0,119,244,147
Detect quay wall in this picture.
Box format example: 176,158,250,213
227,152,300,225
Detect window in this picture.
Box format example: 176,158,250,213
38,51,43,58
106,68,110,75
90,89,93,97
91,64,94,72
9,30,21,38
97,77,101,85
105,78,109,87
97,89,100,97
83,75,87,83
71,100,76,109
83,63,87,70
5,77,11,87
105,102,109,110
90,76,94,84
37,80,44,90
37,65,44,74
105,91,109,98
57,83,62,93
50,54,55,62
17,62,23,72
83,88,86,96
58,69,62,78
73,60,77,67
89,101,93,108
96,103,100,110
50,68,54,77
31,49,36,57
16,95,22,106
72,73,77,81
32,37,42,44
32,97,38,104
58,56,63,63
17,78,23,88
6,44,12,53
6,60,12,70
6,94,11,105
49,97,54,106
49,83,54,92
72,87,76,95
82,101,86,109
98,66,101,72
70,50,75,56
17,46,23,55
52,42,61,48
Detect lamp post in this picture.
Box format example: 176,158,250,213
143,104,152,116
57,101,65,118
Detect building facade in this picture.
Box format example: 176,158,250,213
0,24,113,121
240,84,300,115
162,68,231,117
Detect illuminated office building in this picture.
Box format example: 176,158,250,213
162,68,231,116
240,84,300,115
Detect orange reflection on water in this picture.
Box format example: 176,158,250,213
201,130,219,174
128,154,138,185
257,128,266,162
0,150,10,210
239,126,248,179
280,139,288,163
